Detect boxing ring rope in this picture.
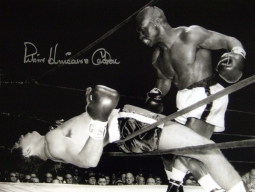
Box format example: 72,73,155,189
3,109,255,139
213,132,255,139
2,75,255,157
5,81,255,115
107,139,255,156
0,111,51,124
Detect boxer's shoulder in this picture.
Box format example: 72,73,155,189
179,25,206,43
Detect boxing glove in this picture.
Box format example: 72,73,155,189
216,47,245,83
86,85,120,139
145,88,164,113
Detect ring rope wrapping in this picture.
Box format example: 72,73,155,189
105,139,255,156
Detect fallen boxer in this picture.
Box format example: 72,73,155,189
12,85,246,191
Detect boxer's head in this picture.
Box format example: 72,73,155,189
11,131,45,173
12,131,43,158
136,6,167,47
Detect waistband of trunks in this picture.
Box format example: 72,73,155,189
119,105,165,128
185,75,217,90
121,105,165,119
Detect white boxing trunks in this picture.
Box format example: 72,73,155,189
175,78,228,132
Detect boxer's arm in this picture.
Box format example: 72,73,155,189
44,85,119,168
155,76,172,97
45,125,104,168
183,25,244,51
145,66,171,113
152,48,172,96
183,26,245,83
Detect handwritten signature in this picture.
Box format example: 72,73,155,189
92,48,120,65
23,42,120,65
24,42,46,63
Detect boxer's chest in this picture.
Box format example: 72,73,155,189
68,124,89,147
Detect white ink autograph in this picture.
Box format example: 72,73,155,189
24,42,46,63
48,44,87,65
23,42,120,65
92,48,120,65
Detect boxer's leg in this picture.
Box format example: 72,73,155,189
159,121,246,191
180,118,223,192
166,118,224,192
161,154,176,179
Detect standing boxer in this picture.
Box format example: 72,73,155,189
136,6,246,192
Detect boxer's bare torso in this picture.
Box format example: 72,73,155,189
44,113,91,162
152,26,213,90
136,7,244,94
44,111,114,163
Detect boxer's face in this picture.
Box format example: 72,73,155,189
136,14,159,47
16,131,41,157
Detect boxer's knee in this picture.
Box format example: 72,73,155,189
185,158,208,179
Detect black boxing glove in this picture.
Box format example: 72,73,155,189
216,47,245,83
145,88,164,113
86,85,120,139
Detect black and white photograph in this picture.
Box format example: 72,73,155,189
0,0,255,191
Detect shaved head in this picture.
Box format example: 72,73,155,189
136,6,167,24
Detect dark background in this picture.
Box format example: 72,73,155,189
0,0,255,180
